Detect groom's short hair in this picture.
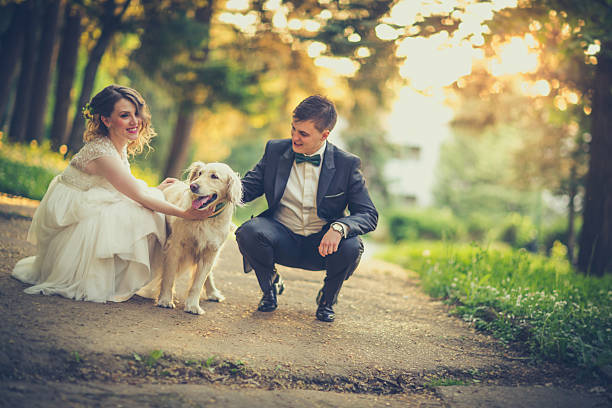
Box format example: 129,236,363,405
293,95,337,133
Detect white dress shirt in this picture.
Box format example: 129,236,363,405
274,142,329,236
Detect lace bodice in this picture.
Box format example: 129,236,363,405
60,137,130,191
70,137,129,171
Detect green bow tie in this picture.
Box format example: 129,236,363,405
295,153,321,166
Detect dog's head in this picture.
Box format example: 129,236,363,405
186,162,243,210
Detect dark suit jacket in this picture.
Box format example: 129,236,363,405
241,139,378,238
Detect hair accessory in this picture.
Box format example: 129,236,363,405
82,103,95,120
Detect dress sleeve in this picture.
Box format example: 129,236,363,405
70,137,119,171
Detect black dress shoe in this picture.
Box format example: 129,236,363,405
257,289,277,312
316,303,335,322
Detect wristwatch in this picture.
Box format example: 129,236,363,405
331,222,345,238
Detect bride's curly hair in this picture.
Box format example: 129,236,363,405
83,85,156,156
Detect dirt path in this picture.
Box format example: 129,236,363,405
0,199,609,407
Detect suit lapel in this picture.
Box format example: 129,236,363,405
272,144,294,206
317,142,336,206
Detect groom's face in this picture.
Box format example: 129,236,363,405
290,119,329,155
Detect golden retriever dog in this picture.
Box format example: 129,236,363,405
157,161,242,315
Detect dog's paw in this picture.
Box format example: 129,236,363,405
207,290,225,303
184,299,204,315
157,297,176,309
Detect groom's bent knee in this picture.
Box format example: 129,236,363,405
328,237,363,266
235,217,275,251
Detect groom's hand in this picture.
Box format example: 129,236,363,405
319,229,342,257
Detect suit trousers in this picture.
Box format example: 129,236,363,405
235,217,363,305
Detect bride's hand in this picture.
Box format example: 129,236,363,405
182,205,215,220
158,177,179,190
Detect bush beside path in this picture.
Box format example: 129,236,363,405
0,198,609,407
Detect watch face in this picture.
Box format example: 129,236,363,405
332,224,343,233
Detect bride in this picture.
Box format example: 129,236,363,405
12,84,213,302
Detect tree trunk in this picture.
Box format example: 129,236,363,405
7,0,41,142
164,104,195,179
50,4,82,150
66,0,131,153
577,44,612,276
0,3,27,129
158,1,213,179
66,25,115,152
567,163,577,265
27,0,63,143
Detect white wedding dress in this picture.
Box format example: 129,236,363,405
12,136,166,302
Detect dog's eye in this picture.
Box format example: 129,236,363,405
198,171,202,176
211,174,219,179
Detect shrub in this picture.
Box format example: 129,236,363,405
540,216,581,256
465,213,494,242
386,207,466,242
496,213,537,250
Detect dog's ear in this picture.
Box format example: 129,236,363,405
185,162,206,182
226,170,243,206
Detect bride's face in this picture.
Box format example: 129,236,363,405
101,98,141,145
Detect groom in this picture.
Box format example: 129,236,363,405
235,95,378,322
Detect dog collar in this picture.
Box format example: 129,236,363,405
209,201,227,218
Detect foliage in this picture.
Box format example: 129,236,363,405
2,0,407,205
415,0,611,275
379,241,612,370
434,125,542,220
133,349,164,367
496,212,537,250
540,215,582,255
133,2,266,109
382,204,568,253
386,207,466,242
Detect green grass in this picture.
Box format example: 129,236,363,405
133,350,165,367
71,351,81,364
425,377,470,388
379,241,612,371
0,156,59,200
0,140,67,200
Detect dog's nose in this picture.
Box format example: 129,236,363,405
190,183,198,193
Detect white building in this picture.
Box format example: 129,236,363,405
384,87,453,207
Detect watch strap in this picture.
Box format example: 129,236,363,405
331,222,346,238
